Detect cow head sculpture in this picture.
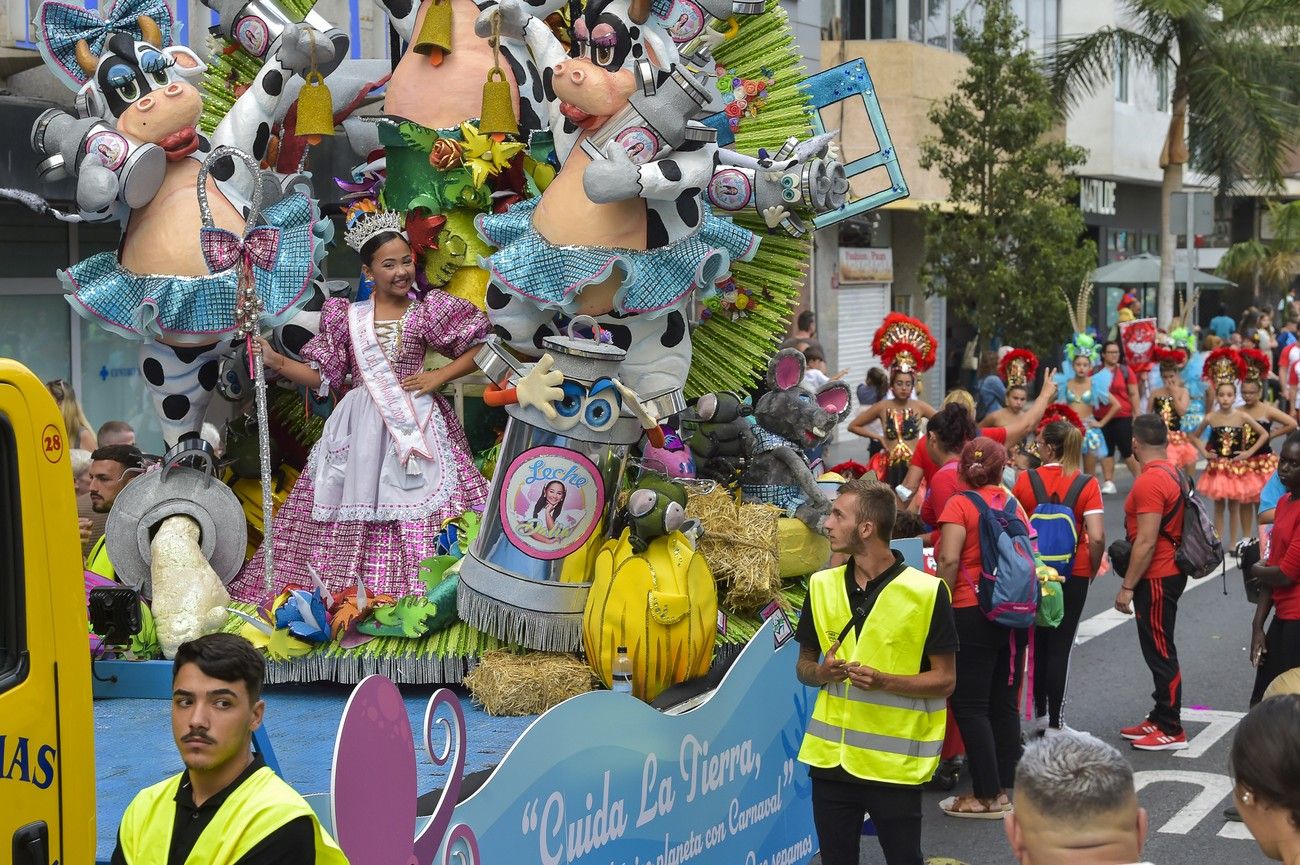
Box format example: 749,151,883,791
553,0,676,131
38,0,207,160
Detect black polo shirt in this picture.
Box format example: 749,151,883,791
795,550,958,786
111,754,318,865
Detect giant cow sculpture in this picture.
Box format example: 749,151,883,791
32,0,338,445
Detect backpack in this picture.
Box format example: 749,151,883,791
960,490,1040,628
1153,465,1224,579
1025,470,1091,578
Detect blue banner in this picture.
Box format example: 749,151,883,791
443,618,818,865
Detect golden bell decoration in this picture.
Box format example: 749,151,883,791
296,71,334,145
478,67,519,139
414,0,452,66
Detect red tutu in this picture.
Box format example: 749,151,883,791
1197,458,1255,502
1167,431,1200,471
1240,453,1279,503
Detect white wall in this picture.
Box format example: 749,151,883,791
1060,0,1169,185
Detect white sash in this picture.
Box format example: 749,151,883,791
348,299,434,476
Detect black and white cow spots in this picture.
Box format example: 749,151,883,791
263,69,284,97
139,341,226,446
253,122,272,160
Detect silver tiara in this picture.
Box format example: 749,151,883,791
344,209,406,253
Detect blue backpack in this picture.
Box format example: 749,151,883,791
1025,470,1090,577
960,490,1040,628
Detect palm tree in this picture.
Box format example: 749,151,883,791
1218,199,1300,299
1046,0,1300,324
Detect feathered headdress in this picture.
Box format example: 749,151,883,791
1062,280,1098,364
1204,347,1246,387
1038,403,1085,434
1168,288,1199,354
999,349,1039,388
1152,345,1188,373
872,313,936,377
1240,347,1271,384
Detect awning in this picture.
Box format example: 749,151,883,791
1091,253,1235,287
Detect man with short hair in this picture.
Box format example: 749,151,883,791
795,478,958,865
111,633,347,865
794,309,817,341
1115,413,1188,751
1004,732,1151,865
85,444,146,580
98,419,136,447
1209,304,1237,341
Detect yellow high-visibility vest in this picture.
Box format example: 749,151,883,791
797,564,948,786
86,534,114,581
118,764,349,865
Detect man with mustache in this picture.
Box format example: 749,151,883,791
84,444,146,581
111,633,347,864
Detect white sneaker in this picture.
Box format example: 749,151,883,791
1045,724,1088,738
1101,481,1118,495
1034,715,1049,736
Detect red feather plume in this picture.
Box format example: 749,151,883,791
1038,403,1085,434
1239,346,1271,379
1151,345,1188,368
1204,347,1247,384
998,349,1039,384
871,313,937,373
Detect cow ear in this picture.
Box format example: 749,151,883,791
164,46,206,78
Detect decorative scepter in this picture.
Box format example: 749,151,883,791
198,145,278,596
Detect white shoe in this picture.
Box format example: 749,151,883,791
1045,724,1088,738
1034,715,1049,736
1101,481,1118,495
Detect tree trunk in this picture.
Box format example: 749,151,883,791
1158,92,1190,326
1159,160,1183,325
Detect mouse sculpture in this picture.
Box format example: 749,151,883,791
736,348,850,529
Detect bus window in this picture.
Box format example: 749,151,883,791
0,413,25,693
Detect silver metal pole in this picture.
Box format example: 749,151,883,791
1185,192,1196,326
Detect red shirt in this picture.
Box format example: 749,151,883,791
938,485,1031,608
1266,493,1300,619
922,460,962,528
911,425,1008,483
1012,465,1104,578
1123,460,1183,579
1096,364,1137,420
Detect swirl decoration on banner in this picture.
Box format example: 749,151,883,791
416,688,477,865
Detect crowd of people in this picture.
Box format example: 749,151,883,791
793,303,1300,865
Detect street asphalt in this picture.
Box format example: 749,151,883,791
856,461,1271,865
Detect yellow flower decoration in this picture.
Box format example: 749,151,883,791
459,121,525,188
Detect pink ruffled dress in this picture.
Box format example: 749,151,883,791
228,293,491,602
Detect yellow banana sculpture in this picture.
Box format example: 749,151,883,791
583,527,717,702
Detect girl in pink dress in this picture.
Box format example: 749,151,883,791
229,222,491,601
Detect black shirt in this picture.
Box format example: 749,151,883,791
111,754,318,865
794,550,959,786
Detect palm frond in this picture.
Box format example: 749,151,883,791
1185,44,1300,192
1044,27,1164,109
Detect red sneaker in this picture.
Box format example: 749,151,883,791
1119,721,1159,740
1130,730,1188,751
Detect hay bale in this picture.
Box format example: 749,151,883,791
464,650,597,716
685,486,782,613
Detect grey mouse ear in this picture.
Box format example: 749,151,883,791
767,348,806,391
816,381,853,421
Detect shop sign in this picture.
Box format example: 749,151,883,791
1080,178,1117,216
838,247,893,283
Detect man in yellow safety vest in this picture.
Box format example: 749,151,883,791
84,444,146,580
795,478,958,865
110,633,348,865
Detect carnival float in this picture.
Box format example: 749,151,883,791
22,0,916,813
